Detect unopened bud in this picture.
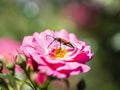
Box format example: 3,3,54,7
33,72,47,86
16,54,26,70
26,59,38,72
6,63,15,71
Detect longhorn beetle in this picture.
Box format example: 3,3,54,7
46,34,74,49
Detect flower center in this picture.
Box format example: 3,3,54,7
54,48,67,58
49,47,67,59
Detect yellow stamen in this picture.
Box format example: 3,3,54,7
53,48,67,59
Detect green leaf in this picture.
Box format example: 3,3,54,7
0,73,33,89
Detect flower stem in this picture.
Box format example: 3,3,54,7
24,70,37,90
41,86,48,90
0,78,9,90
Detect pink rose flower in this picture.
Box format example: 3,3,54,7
61,3,100,28
0,38,22,73
0,38,21,63
20,30,94,78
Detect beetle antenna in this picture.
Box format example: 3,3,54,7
46,35,55,40
46,30,56,40
47,39,56,48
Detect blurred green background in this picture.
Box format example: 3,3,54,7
0,0,120,90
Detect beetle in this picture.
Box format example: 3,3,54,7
46,35,74,48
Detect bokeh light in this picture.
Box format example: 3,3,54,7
110,33,120,52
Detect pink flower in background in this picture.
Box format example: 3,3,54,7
20,30,94,78
0,38,21,73
61,3,100,28
0,38,21,63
